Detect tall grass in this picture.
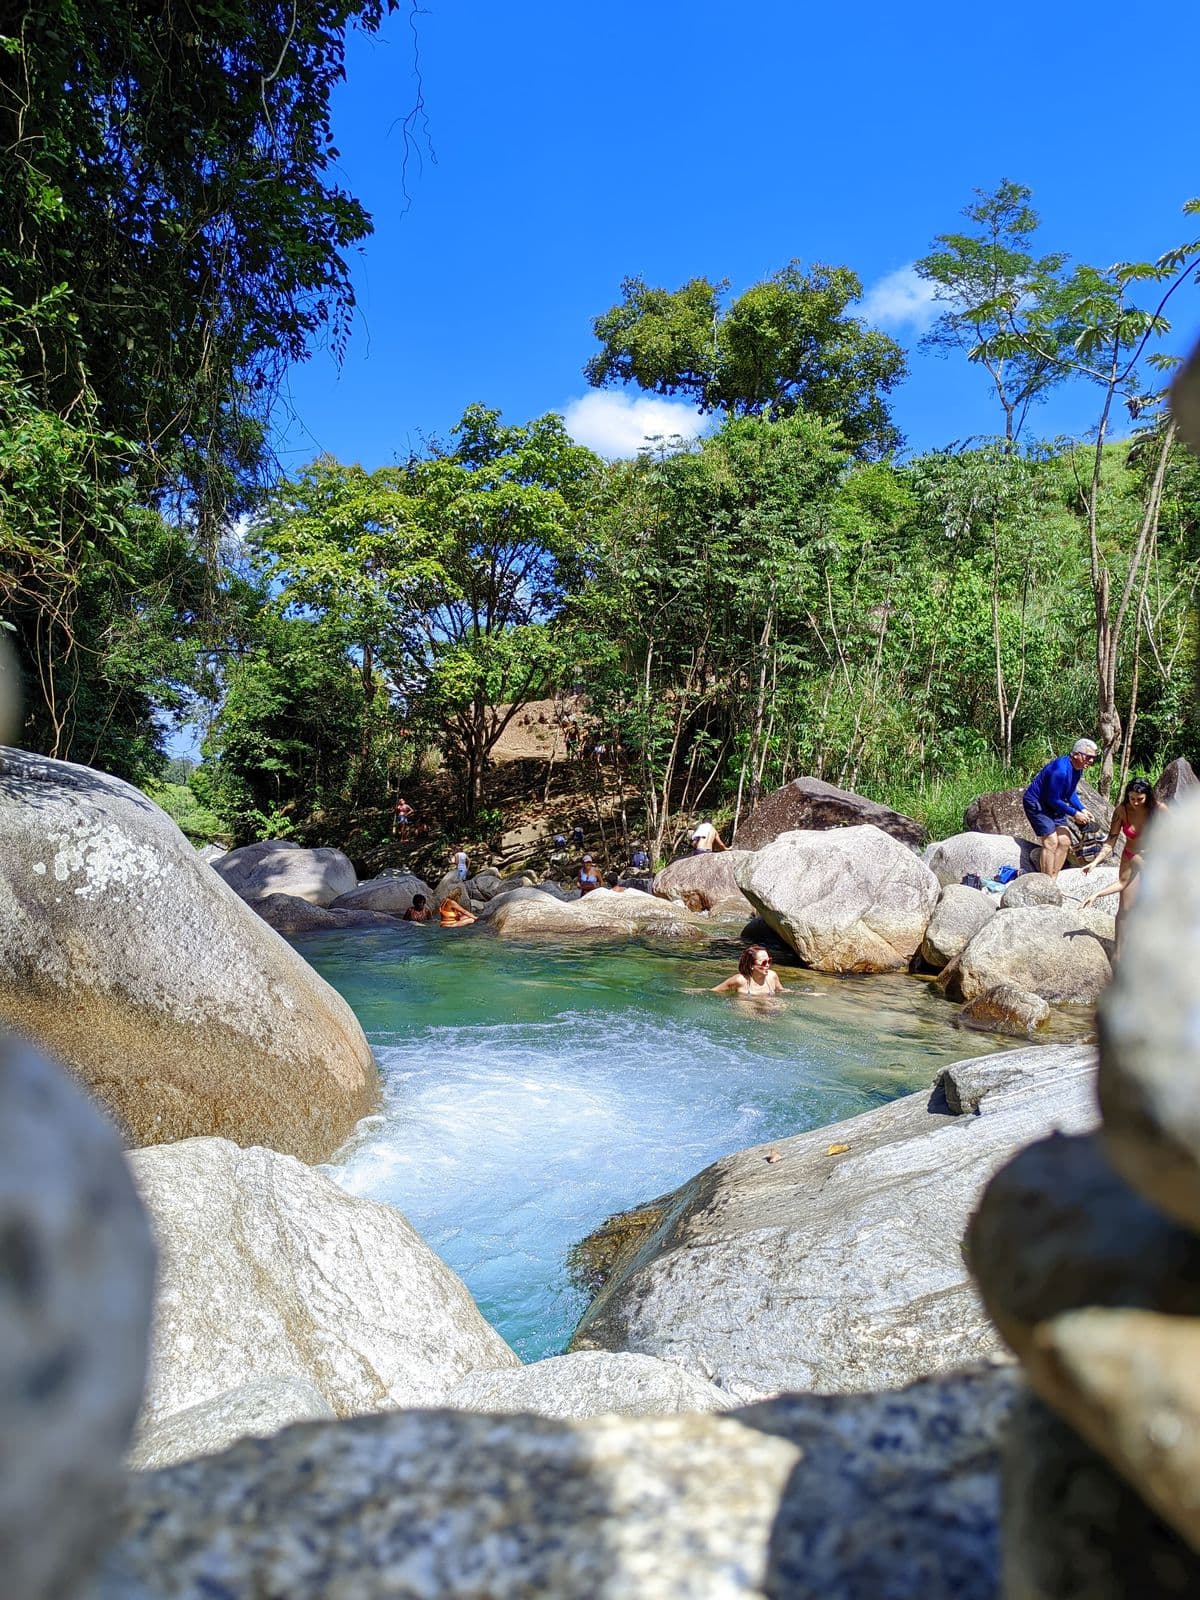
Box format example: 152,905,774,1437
872,760,1023,844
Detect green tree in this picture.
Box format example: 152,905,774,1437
586,263,907,459
404,405,599,817
915,181,1074,443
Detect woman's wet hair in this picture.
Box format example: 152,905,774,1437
738,944,769,980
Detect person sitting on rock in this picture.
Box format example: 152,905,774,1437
1022,739,1097,878
439,897,476,927
690,820,726,854
711,944,783,998
403,893,432,923
577,854,601,895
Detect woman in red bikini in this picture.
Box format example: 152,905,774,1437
1081,777,1158,947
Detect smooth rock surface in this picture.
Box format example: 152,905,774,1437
212,841,357,906
442,1351,733,1419
923,830,1035,887
1058,864,1120,907
1099,791,1200,1232
1003,1388,1200,1600
955,905,1114,1005
492,886,710,942
131,1137,517,1430
735,824,940,973
330,873,434,915
921,882,997,969
733,776,926,851
252,893,400,933
571,1045,1097,1397
652,851,755,915
1,1032,155,1600
963,781,1111,841
95,1367,1016,1600
934,1043,1091,1115
1001,875,1063,909
957,984,1051,1037
0,748,378,1162
130,1375,334,1471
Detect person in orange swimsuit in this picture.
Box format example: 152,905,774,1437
1081,777,1158,948
439,897,477,927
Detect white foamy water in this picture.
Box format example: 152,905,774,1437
305,926,1008,1358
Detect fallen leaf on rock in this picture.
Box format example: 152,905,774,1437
764,1151,782,1164
826,1143,851,1156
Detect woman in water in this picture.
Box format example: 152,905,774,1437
712,944,784,998
1080,777,1158,946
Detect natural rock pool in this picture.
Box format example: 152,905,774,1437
302,924,1021,1361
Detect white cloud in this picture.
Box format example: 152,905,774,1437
562,391,708,458
859,265,940,333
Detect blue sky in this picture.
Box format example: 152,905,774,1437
273,0,1200,469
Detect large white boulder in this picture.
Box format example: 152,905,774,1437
130,1137,517,1431
329,873,434,915
129,1376,335,1472
492,887,710,942
0,747,378,1163
923,832,1035,887
652,851,755,916
212,841,357,907
572,1046,1097,1398
956,906,1115,1005
921,884,997,970
1,1032,155,1600
735,825,939,972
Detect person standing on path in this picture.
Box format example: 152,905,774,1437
454,847,469,882
1023,739,1098,878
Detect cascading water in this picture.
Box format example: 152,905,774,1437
305,923,1016,1360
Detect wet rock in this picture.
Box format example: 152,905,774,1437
921,882,997,969
735,824,940,973
567,1197,670,1295
732,776,926,851
571,1046,1097,1397
1003,1387,1200,1600
0,747,377,1163
491,887,709,942
95,1367,1014,1600
330,873,434,915
129,1375,334,1471
957,984,1051,1037
963,782,1111,841
652,850,755,915
956,905,1113,1006
442,1351,733,1419
923,830,1035,887
1099,792,1200,1232
131,1137,517,1432
1001,875,1063,909
0,1032,155,1600
212,841,357,906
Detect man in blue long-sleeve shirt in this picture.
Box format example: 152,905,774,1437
1023,738,1099,877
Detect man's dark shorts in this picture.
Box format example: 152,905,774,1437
1023,798,1060,839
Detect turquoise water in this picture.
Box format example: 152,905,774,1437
303,923,1011,1361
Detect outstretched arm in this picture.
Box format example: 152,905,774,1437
711,975,744,993
1081,880,1123,908
1083,808,1124,874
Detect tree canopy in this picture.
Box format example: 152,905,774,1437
585,262,907,459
